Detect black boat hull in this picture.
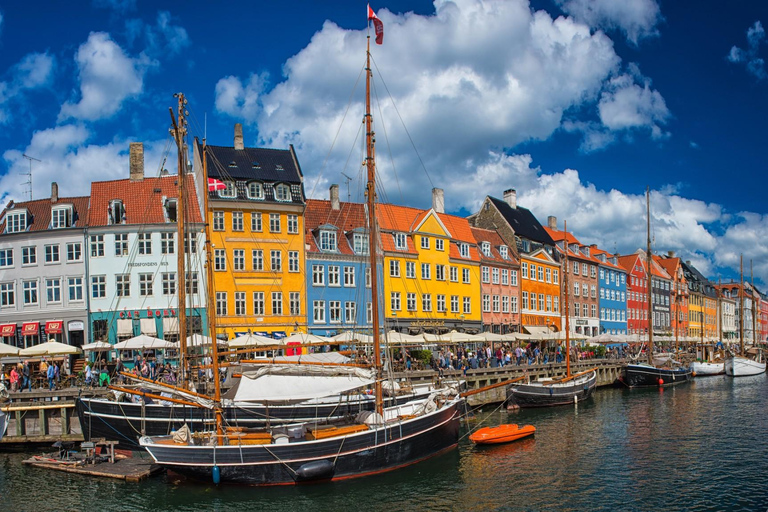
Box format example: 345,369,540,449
618,364,693,388
507,372,597,408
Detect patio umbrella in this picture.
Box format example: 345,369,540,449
186,334,227,347
0,341,20,357
283,333,334,344
19,339,82,356
113,334,175,350
381,330,423,345
228,333,277,348
332,331,374,344
81,341,113,352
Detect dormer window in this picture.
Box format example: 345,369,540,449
481,242,491,257
109,200,125,225
499,245,508,259
247,182,264,200
394,233,407,250
353,233,369,255
460,243,470,258
275,164,284,171
51,205,73,229
165,199,177,223
582,246,590,257
5,210,28,233
320,230,337,252
274,184,291,202
252,162,261,169
218,181,237,198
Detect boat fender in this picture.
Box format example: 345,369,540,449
658,378,664,386
573,395,578,404
296,460,335,481
691,371,696,377
212,465,221,484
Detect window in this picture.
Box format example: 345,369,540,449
353,234,369,255
492,268,499,284
0,249,12,268
253,292,265,315
274,184,292,202
287,214,299,234
251,213,262,232
583,304,589,317
269,213,281,233
482,266,490,283
502,295,509,313
247,182,264,199
44,244,60,263
436,239,444,251
391,292,401,311
546,295,552,312
553,269,559,285
421,263,431,280
422,294,432,312
164,199,177,222
421,236,430,249
553,296,559,313
328,265,340,286
591,304,597,318
45,278,61,303
136,233,151,255
312,265,324,285
600,269,605,281
319,230,336,251
450,266,458,282
161,233,174,254
582,263,588,275
329,301,341,323
214,249,226,271
590,266,596,278
460,243,469,258
90,235,104,257
366,268,371,288
574,283,580,297
511,270,518,286
232,211,244,231
219,181,236,198
289,251,300,273
530,264,537,281
252,249,264,271
407,293,417,312
115,234,128,256
313,301,325,322
109,200,125,225
51,206,72,229
406,261,416,279
463,296,471,314
6,211,27,233
389,260,400,278
481,242,491,257
573,261,579,275
395,233,407,250
186,233,198,255
462,268,470,284
451,295,459,313
511,296,518,313
272,292,283,315
522,291,529,309
538,266,544,281
591,285,597,298
290,292,301,316
344,302,356,323
499,246,508,259
116,274,130,297
582,284,588,297
574,302,580,317
270,250,282,272
482,294,491,313
139,273,153,296
23,280,38,305
344,267,355,286
233,249,245,270
501,269,508,285
235,292,246,316
91,275,106,298
437,294,447,313
0,282,15,307
216,292,227,316
493,295,500,313
530,293,537,310
436,264,445,281
162,273,176,295
545,268,551,283
522,262,528,279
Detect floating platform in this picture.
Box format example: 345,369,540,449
22,453,163,482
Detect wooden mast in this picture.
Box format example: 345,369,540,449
171,93,188,388
563,220,571,378
740,254,744,355
364,34,383,417
646,187,654,366
751,260,757,350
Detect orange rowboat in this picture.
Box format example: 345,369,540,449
469,424,536,445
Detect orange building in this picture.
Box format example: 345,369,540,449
656,253,689,341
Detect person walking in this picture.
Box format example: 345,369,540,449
22,360,30,392
47,361,56,391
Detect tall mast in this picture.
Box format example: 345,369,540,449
740,254,744,354
717,278,722,344
674,266,679,354
202,141,223,437
646,187,653,365
563,221,571,378
171,93,189,387
364,35,383,417
751,260,757,349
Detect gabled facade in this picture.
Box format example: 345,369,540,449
718,282,756,343
304,187,378,335
471,226,520,334
645,251,673,336
591,246,627,335
681,260,717,340
715,285,738,341
88,143,206,344
0,183,89,348
193,125,306,339
657,253,689,341
618,253,649,336
379,190,481,333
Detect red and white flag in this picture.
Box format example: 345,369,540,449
368,4,384,45
208,178,226,191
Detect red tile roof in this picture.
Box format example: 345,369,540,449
304,199,368,255
0,196,89,233
470,227,519,266
89,174,201,227
544,227,602,265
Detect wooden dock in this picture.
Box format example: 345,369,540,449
22,453,163,482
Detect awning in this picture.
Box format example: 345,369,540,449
45,320,63,334
0,324,16,337
21,322,39,336
162,317,179,335
117,319,134,336
523,326,553,338
140,318,157,336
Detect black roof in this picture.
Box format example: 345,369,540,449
201,142,303,183
489,196,555,246
681,260,717,298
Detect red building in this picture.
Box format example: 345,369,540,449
470,227,520,334
618,253,649,336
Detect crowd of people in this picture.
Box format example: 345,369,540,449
5,358,69,391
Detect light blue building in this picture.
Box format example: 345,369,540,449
594,248,627,335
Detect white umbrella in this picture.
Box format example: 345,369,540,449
477,332,507,342
81,341,113,352
381,330,423,345
186,334,226,347
19,339,82,356
332,331,374,344
283,333,334,344
423,330,485,343
0,341,20,357
113,334,175,350
228,333,277,348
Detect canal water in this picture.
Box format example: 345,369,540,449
2,375,767,511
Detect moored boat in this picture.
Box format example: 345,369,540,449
0,410,7,441
619,363,693,387
724,356,766,377
690,360,725,376
469,424,535,444
507,369,597,407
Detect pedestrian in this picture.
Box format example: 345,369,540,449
47,360,56,391
22,360,30,392
9,365,20,391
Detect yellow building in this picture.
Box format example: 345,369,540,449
193,125,306,339
377,198,482,333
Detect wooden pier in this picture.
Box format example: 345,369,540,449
22,453,163,482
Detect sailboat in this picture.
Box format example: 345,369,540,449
138,19,465,485
725,256,766,377
506,220,597,408
619,188,692,387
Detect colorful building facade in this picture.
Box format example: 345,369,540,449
471,226,520,334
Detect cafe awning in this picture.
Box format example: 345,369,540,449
162,317,179,335
523,326,553,339
21,322,39,336
117,319,133,336
45,320,63,334
140,318,157,336
0,324,16,337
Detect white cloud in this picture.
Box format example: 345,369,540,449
59,32,147,122
0,52,56,125
598,72,669,136
126,11,190,57
727,21,767,80
554,0,662,45
214,73,267,121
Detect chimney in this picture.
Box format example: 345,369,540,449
330,184,340,210
503,188,516,208
234,123,244,150
432,188,445,214
129,142,144,182
51,182,58,203
547,216,557,230
668,250,675,257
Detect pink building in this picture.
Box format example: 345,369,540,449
470,227,520,334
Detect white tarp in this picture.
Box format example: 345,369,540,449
231,365,375,404
113,334,175,350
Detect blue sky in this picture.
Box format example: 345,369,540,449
1,0,768,285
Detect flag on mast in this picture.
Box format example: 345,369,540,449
368,4,384,45
208,178,226,191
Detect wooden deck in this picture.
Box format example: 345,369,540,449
22,454,163,482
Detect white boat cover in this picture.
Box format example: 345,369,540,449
230,365,376,404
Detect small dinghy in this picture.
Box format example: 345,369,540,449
469,424,535,445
